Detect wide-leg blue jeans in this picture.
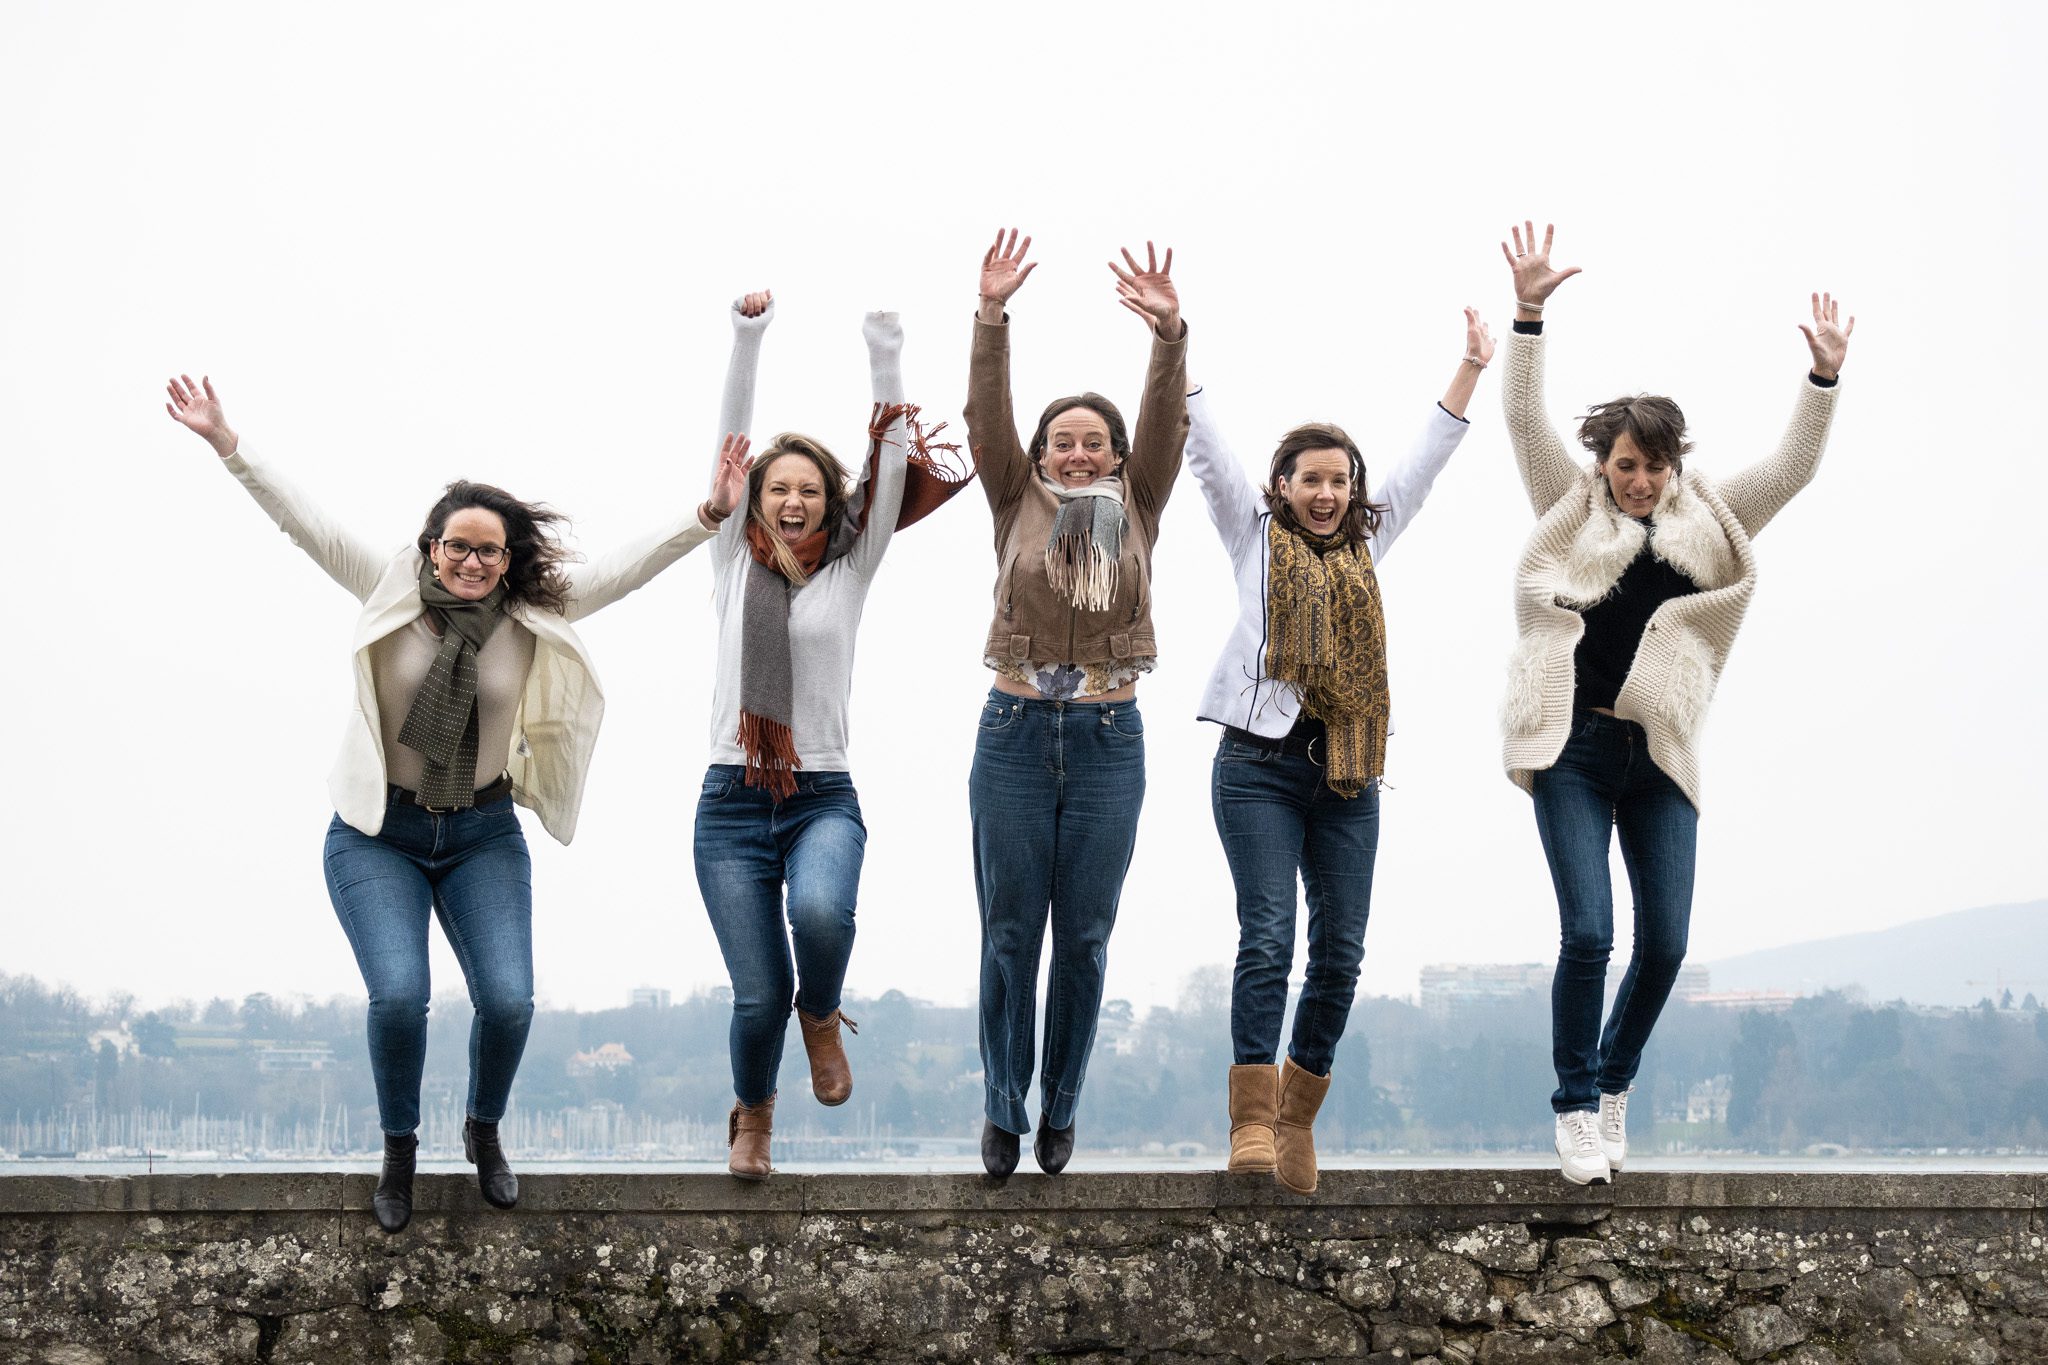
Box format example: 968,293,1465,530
1211,732,1381,1076
322,792,535,1136
1531,712,1699,1113
970,688,1146,1135
693,764,867,1105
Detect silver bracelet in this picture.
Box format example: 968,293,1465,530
1516,298,1545,313
1462,355,1487,369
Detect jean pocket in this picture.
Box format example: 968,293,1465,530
1102,707,1144,740
977,701,1021,732
699,773,736,804
1219,739,1269,763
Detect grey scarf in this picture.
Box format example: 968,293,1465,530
1040,473,1127,612
397,562,508,807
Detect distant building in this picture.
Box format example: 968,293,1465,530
1419,963,1550,1017
629,987,671,1010
568,1043,635,1076
254,1042,335,1073
1686,989,1801,1012
1672,964,1712,1000
1686,1075,1732,1125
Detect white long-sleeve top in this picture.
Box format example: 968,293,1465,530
703,303,908,772
1184,388,1469,737
219,447,714,843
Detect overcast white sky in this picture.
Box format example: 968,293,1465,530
3,2,2042,1016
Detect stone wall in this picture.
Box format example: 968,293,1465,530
2,1169,2043,1363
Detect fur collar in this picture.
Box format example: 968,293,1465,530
1552,471,1738,608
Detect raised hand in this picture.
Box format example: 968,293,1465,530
1465,307,1496,366
979,229,1037,319
164,374,238,457
1798,292,1854,379
708,433,753,516
1109,241,1183,339
1500,221,1582,311
736,290,773,319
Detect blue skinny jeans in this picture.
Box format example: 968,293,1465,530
322,791,535,1136
1211,731,1380,1076
969,688,1146,1136
693,765,866,1105
1531,712,1699,1113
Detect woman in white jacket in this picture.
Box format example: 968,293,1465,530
1495,222,1851,1185
1185,308,1491,1194
165,375,719,1232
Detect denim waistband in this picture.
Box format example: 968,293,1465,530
983,685,1139,714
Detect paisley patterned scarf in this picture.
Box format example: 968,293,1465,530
1263,517,1389,797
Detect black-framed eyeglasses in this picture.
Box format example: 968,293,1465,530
438,539,508,566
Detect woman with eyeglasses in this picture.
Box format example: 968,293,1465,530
166,375,717,1232
1185,308,1490,1195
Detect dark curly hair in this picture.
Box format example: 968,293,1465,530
415,480,576,614
1264,422,1389,545
1578,395,1693,472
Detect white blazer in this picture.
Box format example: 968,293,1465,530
1184,388,1468,737
222,447,714,843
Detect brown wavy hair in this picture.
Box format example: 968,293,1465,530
1578,395,1693,472
1026,394,1130,470
1264,422,1389,546
415,480,576,614
748,433,853,585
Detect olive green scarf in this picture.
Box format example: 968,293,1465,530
396,563,508,807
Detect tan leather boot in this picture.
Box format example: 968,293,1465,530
1274,1057,1332,1195
1226,1064,1279,1173
797,1009,858,1107
727,1096,774,1181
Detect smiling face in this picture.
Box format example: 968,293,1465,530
427,505,510,600
1599,432,1674,519
1042,407,1118,488
760,452,828,545
1278,448,1353,537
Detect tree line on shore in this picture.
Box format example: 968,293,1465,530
4,970,2045,1155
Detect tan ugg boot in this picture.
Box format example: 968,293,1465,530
1226,1064,1279,1173
1274,1057,1332,1195
798,1009,858,1107
727,1096,775,1181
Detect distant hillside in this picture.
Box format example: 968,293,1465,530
1701,900,2048,1007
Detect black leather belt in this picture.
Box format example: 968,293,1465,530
1222,718,1326,762
389,773,513,813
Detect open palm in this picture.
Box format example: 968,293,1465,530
1500,221,1582,305
980,228,1037,304
165,374,236,454
1109,242,1180,336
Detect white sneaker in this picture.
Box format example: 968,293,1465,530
1598,1090,1631,1172
1554,1110,1610,1185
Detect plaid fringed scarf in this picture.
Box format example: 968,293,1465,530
737,404,972,797
1263,518,1389,797
1041,476,1126,612
397,563,508,807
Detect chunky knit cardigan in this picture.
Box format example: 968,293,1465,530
1499,329,1840,810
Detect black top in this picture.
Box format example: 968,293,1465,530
1572,535,1700,713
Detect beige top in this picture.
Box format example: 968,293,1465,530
371,615,538,792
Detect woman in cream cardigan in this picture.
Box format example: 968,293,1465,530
1495,223,1852,1185
166,375,718,1232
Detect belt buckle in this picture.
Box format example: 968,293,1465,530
415,793,456,814
1306,734,1324,767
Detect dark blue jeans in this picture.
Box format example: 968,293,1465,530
693,765,866,1105
1211,733,1380,1076
970,688,1146,1135
1532,712,1699,1113
322,793,535,1136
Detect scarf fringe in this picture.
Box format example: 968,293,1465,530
736,710,801,800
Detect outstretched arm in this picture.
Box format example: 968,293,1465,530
1718,292,1852,537
1182,382,1263,563
1370,310,1489,560
966,228,1034,513
1498,220,1587,515
847,311,911,575
709,291,773,540
166,374,384,601
1110,240,1189,518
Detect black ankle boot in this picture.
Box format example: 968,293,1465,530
464,1117,518,1209
373,1133,417,1233
1034,1117,1075,1175
981,1119,1020,1178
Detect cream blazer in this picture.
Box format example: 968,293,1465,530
222,447,713,843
